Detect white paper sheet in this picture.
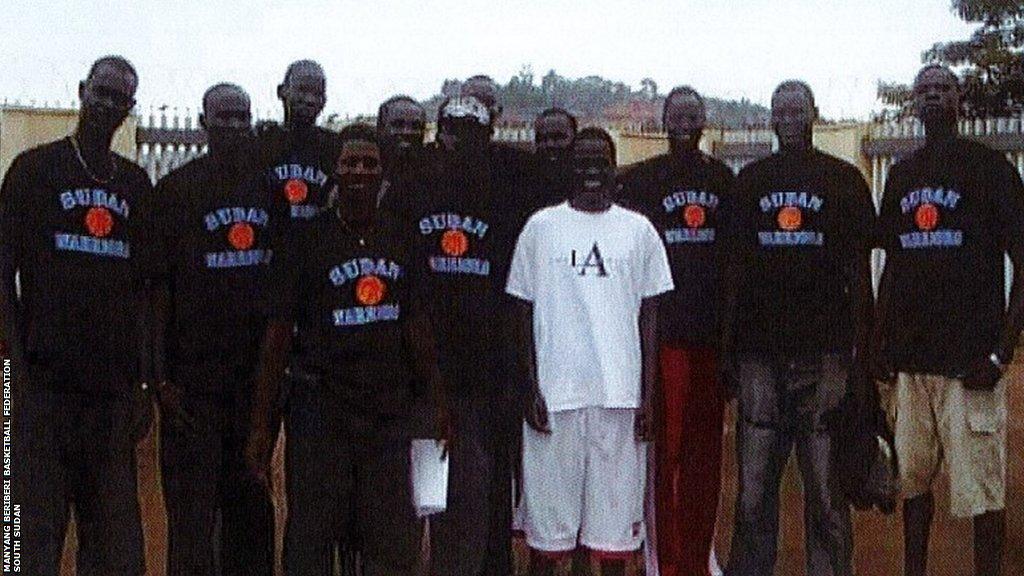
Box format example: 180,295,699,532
410,439,449,518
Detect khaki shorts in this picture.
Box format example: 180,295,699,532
878,373,1007,518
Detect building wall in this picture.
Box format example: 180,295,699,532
0,106,137,183
616,123,874,182
812,122,872,178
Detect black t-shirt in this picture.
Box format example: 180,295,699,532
267,210,420,417
729,149,874,359
406,146,529,395
258,125,342,235
620,152,735,346
0,138,154,392
151,155,274,393
879,138,1024,376
379,153,433,218
527,156,574,213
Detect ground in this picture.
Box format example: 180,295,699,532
60,366,1023,575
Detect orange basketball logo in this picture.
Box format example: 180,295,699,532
683,204,706,229
441,230,469,257
284,179,308,204
228,222,255,250
777,207,802,231
915,203,939,231
355,275,386,306
85,207,113,238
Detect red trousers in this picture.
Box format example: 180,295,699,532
655,345,724,576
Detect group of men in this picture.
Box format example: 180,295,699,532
0,55,1020,576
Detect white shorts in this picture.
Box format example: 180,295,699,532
521,407,646,553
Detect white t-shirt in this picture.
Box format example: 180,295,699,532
506,202,674,412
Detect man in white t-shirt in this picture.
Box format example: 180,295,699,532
506,128,674,576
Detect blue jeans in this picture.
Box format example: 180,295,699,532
726,354,853,576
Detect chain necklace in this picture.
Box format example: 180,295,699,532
335,205,372,247
69,135,117,185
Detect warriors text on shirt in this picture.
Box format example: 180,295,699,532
758,191,825,247
329,257,404,326
897,187,964,249
203,206,273,269
419,212,492,276
661,189,719,244
55,187,131,258
271,163,328,220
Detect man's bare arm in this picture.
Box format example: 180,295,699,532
513,299,548,433
404,310,452,447
638,297,659,441
245,321,292,487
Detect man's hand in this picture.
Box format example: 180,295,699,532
866,337,894,384
963,356,1003,391
245,423,274,490
525,388,551,434
435,401,455,458
155,381,197,434
720,359,739,402
635,405,654,442
130,383,155,443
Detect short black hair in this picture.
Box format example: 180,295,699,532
338,122,379,147
377,95,424,132
87,55,137,85
282,59,325,86
914,64,959,87
461,75,499,107
535,107,578,134
662,85,705,125
772,80,815,109
202,82,248,110
574,127,616,164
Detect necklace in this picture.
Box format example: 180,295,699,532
69,135,116,185
336,206,371,246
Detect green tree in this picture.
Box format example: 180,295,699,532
878,0,1024,118
420,70,768,128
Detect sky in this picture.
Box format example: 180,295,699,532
0,0,977,121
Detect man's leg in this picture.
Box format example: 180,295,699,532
431,393,495,576
283,380,348,576
220,388,275,576
675,347,724,576
903,492,934,576
883,374,942,576
726,357,791,576
655,344,687,576
973,510,1005,576
486,387,515,576
73,394,145,576
644,438,660,576
937,378,1008,576
160,395,220,576
522,410,586,574
13,387,70,576
795,355,852,576
357,426,423,576
580,408,646,576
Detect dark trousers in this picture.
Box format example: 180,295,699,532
160,390,274,576
13,385,145,576
656,345,724,576
284,380,422,576
726,354,853,576
430,392,514,576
